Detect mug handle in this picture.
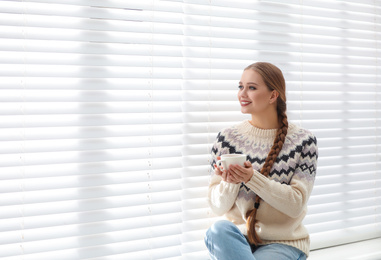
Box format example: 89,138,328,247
216,159,226,170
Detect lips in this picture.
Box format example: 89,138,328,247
240,101,251,106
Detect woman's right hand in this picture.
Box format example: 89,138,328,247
214,157,240,184
213,156,226,180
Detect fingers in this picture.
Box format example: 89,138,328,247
221,170,228,182
214,163,229,182
227,172,240,184
214,163,225,173
213,164,222,176
229,164,253,183
228,170,242,183
215,166,238,184
244,161,252,168
229,165,245,177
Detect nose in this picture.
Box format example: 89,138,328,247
239,87,248,98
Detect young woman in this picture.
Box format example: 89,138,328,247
204,62,318,260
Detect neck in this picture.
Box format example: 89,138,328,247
250,110,279,130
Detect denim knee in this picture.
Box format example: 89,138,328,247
205,220,254,260
205,220,239,245
212,220,237,233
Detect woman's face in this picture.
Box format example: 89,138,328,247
238,69,276,115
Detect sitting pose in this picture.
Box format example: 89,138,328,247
205,62,318,260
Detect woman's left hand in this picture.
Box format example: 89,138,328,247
228,161,254,183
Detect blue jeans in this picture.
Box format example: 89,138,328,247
205,220,307,260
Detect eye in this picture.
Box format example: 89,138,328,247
249,86,256,90
238,85,243,89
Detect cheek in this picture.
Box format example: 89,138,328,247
252,92,270,108
251,92,266,102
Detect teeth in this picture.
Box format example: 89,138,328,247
241,102,250,105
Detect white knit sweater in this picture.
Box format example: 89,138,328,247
208,120,318,256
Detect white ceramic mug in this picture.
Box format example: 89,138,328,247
216,154,247,170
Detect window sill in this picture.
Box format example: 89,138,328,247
309,238,381,260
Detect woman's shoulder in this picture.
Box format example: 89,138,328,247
217,121,248,137
287,123,317,148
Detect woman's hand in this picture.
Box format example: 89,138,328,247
213,157,241,184
228,161,254,183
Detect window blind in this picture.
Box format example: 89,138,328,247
0,0,380,259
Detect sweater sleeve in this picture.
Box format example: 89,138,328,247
207,131,241,216
207,175,241,216
245,135,318,218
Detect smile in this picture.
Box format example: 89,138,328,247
240,101,251,106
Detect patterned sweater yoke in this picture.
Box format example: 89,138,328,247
208,120,318,256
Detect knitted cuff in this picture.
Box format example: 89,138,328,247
245,170,269,194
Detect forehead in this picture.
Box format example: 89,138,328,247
240,69,265,85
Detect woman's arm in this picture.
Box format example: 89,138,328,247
207,131,241,216
207,174,241,216
230,135,318,218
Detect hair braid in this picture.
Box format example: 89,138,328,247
246,111,288,245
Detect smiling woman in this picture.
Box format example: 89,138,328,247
205,62,318,260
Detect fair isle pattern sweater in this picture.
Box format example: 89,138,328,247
208,120,318,256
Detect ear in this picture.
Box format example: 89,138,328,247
269,90,279,104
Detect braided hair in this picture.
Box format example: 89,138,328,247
244,62,289,245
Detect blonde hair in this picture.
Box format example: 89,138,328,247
244,62,289,245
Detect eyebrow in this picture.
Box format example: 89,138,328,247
239,81,259,85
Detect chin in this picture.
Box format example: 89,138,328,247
241,110,252,115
